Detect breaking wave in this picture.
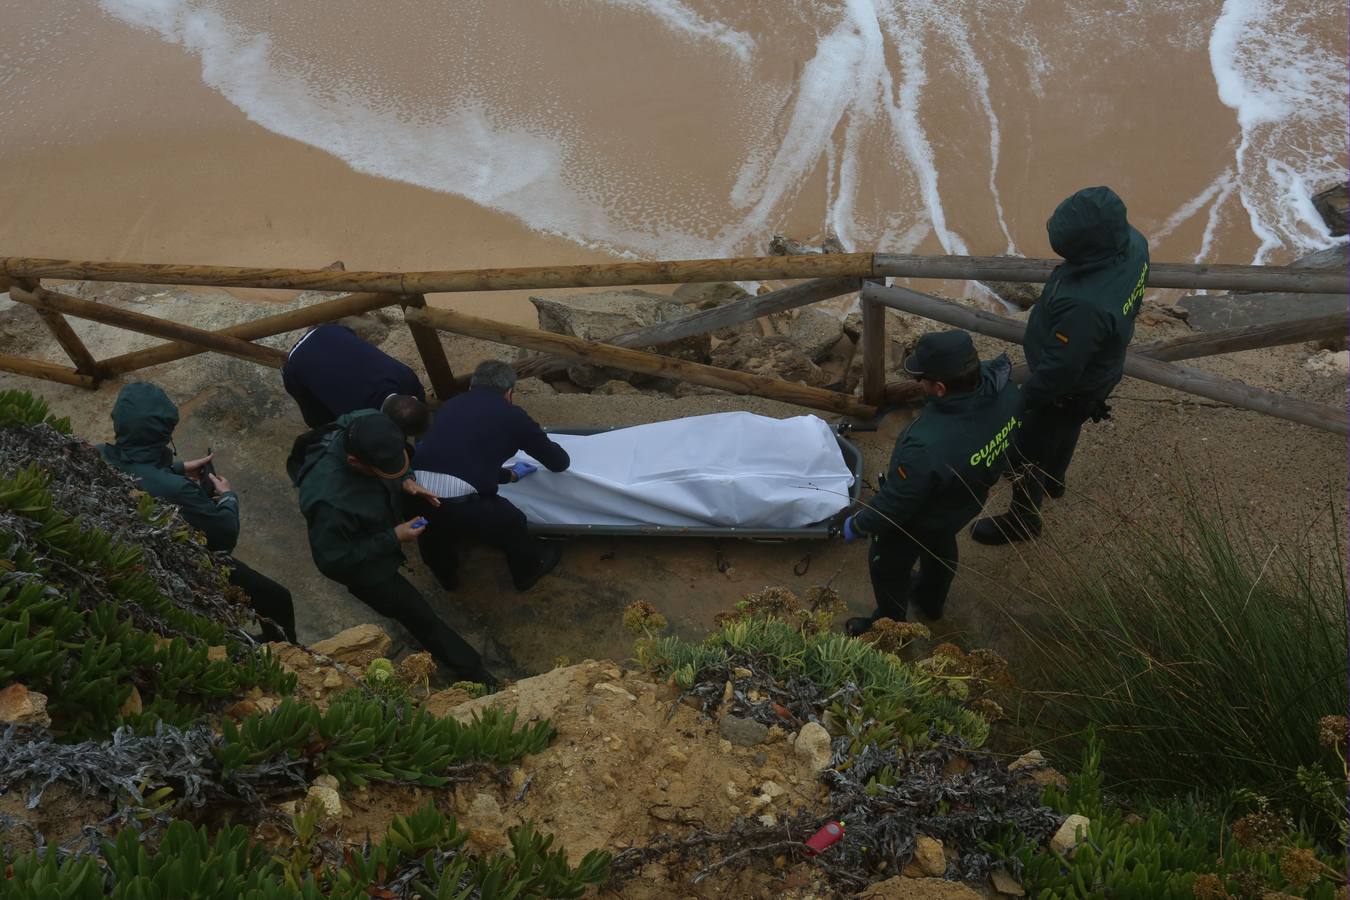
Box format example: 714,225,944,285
95,0,1347,263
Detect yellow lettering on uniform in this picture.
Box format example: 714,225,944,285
1122,262,1149,316
970,415,1020,468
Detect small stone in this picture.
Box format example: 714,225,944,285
304,784,344,825
758,813,777,827
309,624,392,668
311,774,339,791
665,748,688,768
721,681,734,703
1008,749,1046,772
468,793,505,830
724,781,740,799
321,670,344,689
990,868,1025,896
732,667,752,678
206,645,228,663
759,780,786,800
765,725,785,743
604,774,621,789
1050,814,1091,856
0,684,50,728
793,722,833,773
718,739,733,754
223,699,258,720
773,855,787,869
912,835,946,877
718,714,769,747
593,682,636,700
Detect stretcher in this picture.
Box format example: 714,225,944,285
499,412,862,540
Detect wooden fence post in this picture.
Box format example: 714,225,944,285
861,282,1349,436
0,353,96,388
405,306,877,418
860,292,886,407
399,294,458,402
7,283,285,369
97,292,401,376
15,279,102,381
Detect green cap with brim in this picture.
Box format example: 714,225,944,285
345,413,409,479
902,330,980,381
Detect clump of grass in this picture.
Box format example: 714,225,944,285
1019,497,1347,837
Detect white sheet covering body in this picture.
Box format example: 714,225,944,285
499,412,854,529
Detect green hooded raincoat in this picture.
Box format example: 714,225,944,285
1022,186,1150,412
98,382,240,553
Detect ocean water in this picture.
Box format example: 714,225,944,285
2,0,1346,268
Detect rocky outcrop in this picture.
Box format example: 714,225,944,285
709,334,828,387
1312,182,1348,236
531,289,711,388
309,624,393,668
0,684,51,728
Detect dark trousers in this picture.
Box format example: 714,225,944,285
868,529,959,621
1010,403,1088,518
227,558,297,643
416,494,543,590
345,573,490,683
282,365,336,429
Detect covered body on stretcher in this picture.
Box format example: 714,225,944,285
498,412,859,538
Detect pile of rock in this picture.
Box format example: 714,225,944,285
526,282,863,396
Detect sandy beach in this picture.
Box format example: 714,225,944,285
2,1,1344,312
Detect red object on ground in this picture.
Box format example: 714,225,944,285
803,820,845,855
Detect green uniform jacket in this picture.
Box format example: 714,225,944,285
853,356,1023,538
98,382,240,553
296,410,408,587
1023,186,1150,412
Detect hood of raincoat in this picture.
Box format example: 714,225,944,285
1047,186,1132,272
103,382,178,466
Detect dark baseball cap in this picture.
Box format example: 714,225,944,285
344,413,409,478
902,330,980,381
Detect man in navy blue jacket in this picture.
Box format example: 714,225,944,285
411,360,570,592
282,323,431,436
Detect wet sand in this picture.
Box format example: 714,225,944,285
4,1,1341,325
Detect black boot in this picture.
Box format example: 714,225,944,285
514,541,563,592
845,615,876,637
970,512,1042,546
1044,478,1066,499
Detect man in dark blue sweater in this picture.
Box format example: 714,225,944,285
411,360,570,591
282,323,431,436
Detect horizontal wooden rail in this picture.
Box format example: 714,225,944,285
0,254,874,295
862,282,1348,436
874,254,1347,293
1130,312,1348,362
512,276,861,383
0,353,96,388
405,306,876,418
97,291,399,376
3,252,1343,294
8,283,286,369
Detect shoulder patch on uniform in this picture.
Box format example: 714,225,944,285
1053,331,1070,344
895,464,907,480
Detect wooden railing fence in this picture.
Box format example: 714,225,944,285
0,253,1344,434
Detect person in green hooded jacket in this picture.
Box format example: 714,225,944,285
839,330,1022,634
294,409,496,686
99,382,296,642
971,186,1150,545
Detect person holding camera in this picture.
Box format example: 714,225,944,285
99,382,297,642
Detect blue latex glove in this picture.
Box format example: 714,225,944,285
509,461,539,481
842,515,861,542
